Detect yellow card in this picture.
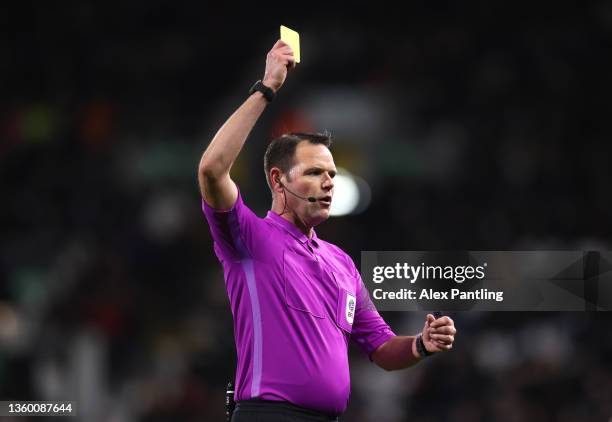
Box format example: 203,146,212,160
280,25,300,63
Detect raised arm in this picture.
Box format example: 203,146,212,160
198,40,295,209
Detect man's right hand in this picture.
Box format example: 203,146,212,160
262,40,296,93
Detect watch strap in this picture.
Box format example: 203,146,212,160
249,80,275,102
416,333,433,358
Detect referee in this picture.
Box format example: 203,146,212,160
198,39,457,422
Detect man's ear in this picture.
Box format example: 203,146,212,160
270,168,283,191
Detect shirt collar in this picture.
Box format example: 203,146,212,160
266,211,319,247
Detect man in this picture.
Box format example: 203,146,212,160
198,39,457,422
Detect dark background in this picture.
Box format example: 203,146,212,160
1,1,611,421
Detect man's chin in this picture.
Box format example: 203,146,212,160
309,210,331,227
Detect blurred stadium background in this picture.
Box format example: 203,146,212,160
1,1,611,421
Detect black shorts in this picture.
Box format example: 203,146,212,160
230,399,340,422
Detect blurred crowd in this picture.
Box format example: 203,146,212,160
1,1,611,421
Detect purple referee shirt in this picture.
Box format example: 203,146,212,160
202,189,395,415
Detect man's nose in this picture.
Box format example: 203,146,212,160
322,174,334,190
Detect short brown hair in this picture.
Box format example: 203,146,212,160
263,132,332,189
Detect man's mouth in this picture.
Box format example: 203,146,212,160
319,195,332,206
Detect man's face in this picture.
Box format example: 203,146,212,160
283,142,336,228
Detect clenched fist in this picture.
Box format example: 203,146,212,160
422,314,456,353
262,40,296,93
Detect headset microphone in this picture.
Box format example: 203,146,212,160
277,178,317,202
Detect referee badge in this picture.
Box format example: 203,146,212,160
345,293,356,324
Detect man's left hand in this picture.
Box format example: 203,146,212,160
422,314,456,353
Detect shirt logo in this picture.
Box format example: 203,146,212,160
345,293,356,325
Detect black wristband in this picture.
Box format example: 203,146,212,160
416,333,433,358
249,80,275,102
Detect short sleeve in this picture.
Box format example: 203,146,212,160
201,189,266,262
350,265,396,358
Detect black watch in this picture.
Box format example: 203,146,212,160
249,80,275,102
416,333,433,358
